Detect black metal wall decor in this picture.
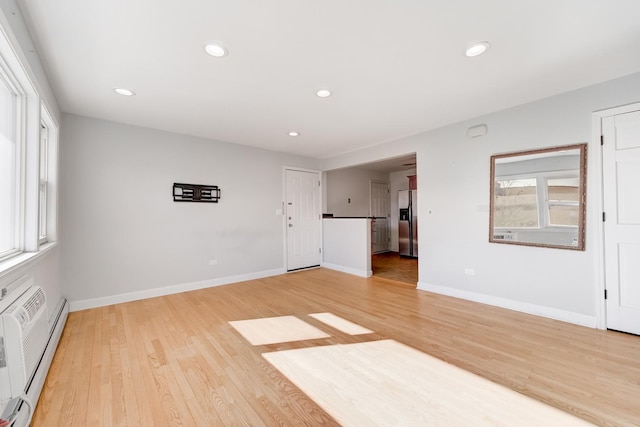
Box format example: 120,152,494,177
173,183,221,203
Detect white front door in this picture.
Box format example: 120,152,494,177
285,169,321,271
603,109,640,335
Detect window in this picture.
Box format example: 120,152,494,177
494,178,539,228
546,177,580,227
0,59,20,259
38,123,48,242
494,174,580,231
0,23,58,268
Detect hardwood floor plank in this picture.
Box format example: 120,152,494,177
32,268,640,426
372,251,418,284
308,312,374,335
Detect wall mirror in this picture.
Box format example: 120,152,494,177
489,143,587,250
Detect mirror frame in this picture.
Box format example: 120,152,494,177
489,143,587,250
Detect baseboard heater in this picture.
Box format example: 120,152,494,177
0,281,68,426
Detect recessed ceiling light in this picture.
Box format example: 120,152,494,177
288,131,300,137
465,41,490,57
204,43,228,57
316,89,332,98
113,88,135,96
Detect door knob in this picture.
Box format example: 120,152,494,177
288,224,293,227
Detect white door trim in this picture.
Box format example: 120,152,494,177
282,166,323,272
592,101,640,330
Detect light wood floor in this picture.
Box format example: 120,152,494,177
33,268,640,426
372,251,418,284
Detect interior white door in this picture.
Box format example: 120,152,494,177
370,181,390,252
372,218,389,253
603,110,640,335
285,169,321,271
370,181,390,218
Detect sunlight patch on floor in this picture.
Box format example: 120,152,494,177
229,315,330,345
309,312,373,335
263,339,594,427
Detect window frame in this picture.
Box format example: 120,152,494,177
0,22,58,273
544,176,580,228
38,121,48,243
38,103,58,245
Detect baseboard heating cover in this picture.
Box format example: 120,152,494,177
1,297,68,426
1,287,49,401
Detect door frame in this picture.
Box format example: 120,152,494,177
282,166,323,272
592,101,640,330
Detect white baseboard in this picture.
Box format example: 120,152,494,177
417,281,597,328
322,262,372,278
69,268,286,312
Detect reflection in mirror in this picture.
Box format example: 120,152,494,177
489,144,587,250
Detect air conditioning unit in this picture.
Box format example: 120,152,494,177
0,286,48,401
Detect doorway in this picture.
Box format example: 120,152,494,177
371,159,418,285
323,154,418,283
370,177,418,285
596,103,640,335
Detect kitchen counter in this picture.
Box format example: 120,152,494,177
322,218,372,277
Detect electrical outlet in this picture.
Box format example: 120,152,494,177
209,259,218,266
464,268,475,276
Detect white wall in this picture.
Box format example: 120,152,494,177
61,114,319,308
322,72,640,325
325,168,389,217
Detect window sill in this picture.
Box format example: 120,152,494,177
0,242,58,280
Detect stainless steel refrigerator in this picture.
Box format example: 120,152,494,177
398,190,418,257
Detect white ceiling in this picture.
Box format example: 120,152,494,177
17,0,640,159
